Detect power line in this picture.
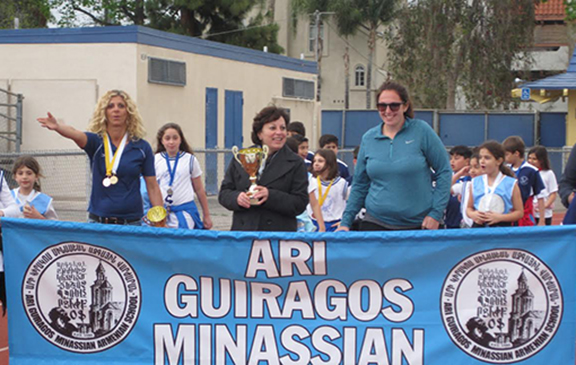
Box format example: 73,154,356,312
195,12,305,39
195,22,278,39
324,20,371,64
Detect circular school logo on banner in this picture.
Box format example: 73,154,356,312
21,242,141,353
440,249,562,363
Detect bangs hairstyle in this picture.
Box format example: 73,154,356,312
375,81,414,119
478,140,514,177
528,146,551,171
88,90,146,140
251,106,290,145
502,136,525,156
450,145,472,159
12,155,43,191
155,123,193,154
312,149,339,180
287,121,306,136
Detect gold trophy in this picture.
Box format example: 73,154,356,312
143,206,168,227
232,145,269,205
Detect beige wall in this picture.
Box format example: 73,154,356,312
12,79,98,151
0,44,138,93
0,44,138,150
0,42,317,151
136,44,317,151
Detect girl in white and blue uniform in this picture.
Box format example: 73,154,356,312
155,123,212,229
307,149,349,232
467,141,523,227
11,156,58,220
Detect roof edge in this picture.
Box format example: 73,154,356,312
0,25,318,75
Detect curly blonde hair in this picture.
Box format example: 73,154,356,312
87,90,146,140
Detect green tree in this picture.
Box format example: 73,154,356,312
53,0,146,26
0,0,51,29
52,0,283,53
387,0,537,110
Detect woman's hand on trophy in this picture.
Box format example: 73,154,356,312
237,192,251,209
252,186,269,204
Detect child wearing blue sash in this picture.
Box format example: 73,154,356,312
307,149,349,231
11,156,58,220
467,141,523,227
155,123,212,229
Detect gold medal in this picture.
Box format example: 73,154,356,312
102,177,111,187
110,175,119,185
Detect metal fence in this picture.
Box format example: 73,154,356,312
338,146,573,184
0,88,23,152
322,110,567,150
1,146,572,223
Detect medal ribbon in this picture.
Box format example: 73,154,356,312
317,176,334,207
164,152,180,190
482,172,505,212
104,133,128,177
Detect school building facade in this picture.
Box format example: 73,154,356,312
0,25,319,153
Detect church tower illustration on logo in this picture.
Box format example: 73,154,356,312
507,271,544,345
89,261,123,335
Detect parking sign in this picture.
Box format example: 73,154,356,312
521,88,531,101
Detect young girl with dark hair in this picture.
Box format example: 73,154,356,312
307,149,349,232
155,123,212,229
528,146,558,225
11,155,58,220
467,141,523,227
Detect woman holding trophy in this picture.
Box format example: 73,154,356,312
38,90,164,225
219,105,309,231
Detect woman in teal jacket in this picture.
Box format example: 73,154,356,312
339,81,451,231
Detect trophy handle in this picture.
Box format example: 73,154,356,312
232,146,241,164
262,145,269,160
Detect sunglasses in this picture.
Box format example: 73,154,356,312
376,102,404,112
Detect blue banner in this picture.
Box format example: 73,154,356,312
3,219,575,365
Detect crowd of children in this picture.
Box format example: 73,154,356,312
446,136,558,229
287,124,562,231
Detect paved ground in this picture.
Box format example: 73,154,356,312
207,195,233,230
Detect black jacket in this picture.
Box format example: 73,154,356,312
559,143,576,208
218,144,309,231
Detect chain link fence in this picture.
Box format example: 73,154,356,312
0,146,572,223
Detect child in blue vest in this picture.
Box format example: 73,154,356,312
11,156,58,220
503,136,545,226
467,141,523,227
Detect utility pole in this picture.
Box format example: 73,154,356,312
313,10,335,102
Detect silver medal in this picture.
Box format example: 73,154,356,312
103,177,111,187
167,188,173,195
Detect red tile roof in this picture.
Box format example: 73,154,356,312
535,0,566,21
